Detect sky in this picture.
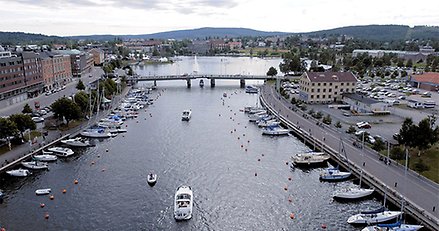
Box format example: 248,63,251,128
0,0,438,36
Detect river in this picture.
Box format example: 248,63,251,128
0,56,383,231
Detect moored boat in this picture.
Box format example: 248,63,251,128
35,188,51,195
291,152,330,167
147,173,157,186
261,125,290,136
21,161,49,170
347,211,402,225
33,154,58,162
80,128,112,138
6,169,31,177
47,147,74,157
361,221,423,231
182,110,192,121
333,187,374,200
319,166,351,181
61,137,94,147
174,185,193,220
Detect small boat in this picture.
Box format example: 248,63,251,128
80,128,112,138
223,92,227,97
347,211,402,225
47,147,74,157
6,169,31,177
199,79,204,87
33,154,58,162
61,137,94,147
262,125,290,136
245,86,258,93
361,221,423,231
291,152,331,167
333,187,374,200
174,185,193,220
319,166,351,181
21,161,49,170
147,173,157,186
35,188,51,195
182,110,192,121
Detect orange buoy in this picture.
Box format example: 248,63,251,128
238,137,240,140
245,149,247,152
1,227,6,231
125,125,128,127
49,195,54,200
106,149,109,152
97,155,101,158
219,114,221,116
244,126,247,128
238,123,240,125
290,213,295,219
288,177,292,181
284,186,288,191
91,161,95,165
44,213,49,219
321,224,327,229
229,117,232,119
74,179,79,184
40,203,45,208
258,158,261,161
288,198,292,203
243,134,245,136
136,121,139,123
254,173,257,176
261,154,264,156
286,161,289,165
234,129,236,131
101,168,106,172
62,189,67,193
241,144,243,148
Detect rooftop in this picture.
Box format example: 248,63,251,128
412,72,439,85
343,93,380,105
304,72,357,83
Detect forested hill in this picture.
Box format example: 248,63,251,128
302,25,439,41
0,32,66,45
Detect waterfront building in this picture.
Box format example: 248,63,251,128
352,46,437,63
40,51,72,91
298,72,357,104
55,50,93,77
342,93,389,114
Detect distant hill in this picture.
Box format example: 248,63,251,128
0,32,66,45
302,25,439,41
70,27,288,40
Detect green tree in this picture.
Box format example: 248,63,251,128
335,121,342,128
76,79,86,91
0,117,18,140
74,91,89,114
51,97,81,125
397,118,416,147
8,114,36,140
413,116,439,156
22,103,33,114
322,114,331,124
406,59,413,68
372,138,385,152
266,67,278,76
346,125,356,134
314,111,323,119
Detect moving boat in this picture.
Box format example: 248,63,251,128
174,185,193,220
361,221,423,231
319,166,351,181
347,211,402,225
61,137,94,147
182,110,192,121
223,92,227,97
6,169,31,177
261,125,290,136
35,188,51,195
245,85,258,93
199,79,204,87
21,161,49,170
33,153,58,162
147,173,157,186
47,147,74,157
291,152,330,167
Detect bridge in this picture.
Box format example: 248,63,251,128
127,74,277,88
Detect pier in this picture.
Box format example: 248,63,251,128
260,84,439,231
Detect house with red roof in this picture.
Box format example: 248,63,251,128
410,72,439,92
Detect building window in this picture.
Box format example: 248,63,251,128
329,89,332,92
341,82,344,86
311,95,314,99
311,89,314,93
318,83,321,86
323,83,327,86
317,89,320,93
316,95,320,99
312,83,315,86
335,86,338,89
329,83,332,86
340,89,343,92
322,95,326,99
329,95,332,98
323,89,326,92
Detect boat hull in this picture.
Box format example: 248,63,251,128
333,188,374,200
174,185,193,221
347,211,402,225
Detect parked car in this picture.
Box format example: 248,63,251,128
356,121,371,129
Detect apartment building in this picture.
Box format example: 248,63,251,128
298,72,358,104
40,51,72,91
88,48,105,65
56,50,93,77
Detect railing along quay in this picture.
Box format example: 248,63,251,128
259,86,439,231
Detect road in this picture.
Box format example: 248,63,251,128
0,67,103,117
261,84,439,226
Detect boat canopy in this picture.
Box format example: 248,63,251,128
377,221,401,228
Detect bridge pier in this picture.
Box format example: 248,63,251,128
240,79,245,88
153,80,157,86
186,79,191,88
210,79,215,88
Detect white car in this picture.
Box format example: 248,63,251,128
356,121,371,129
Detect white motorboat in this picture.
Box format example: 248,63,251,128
182,110,192,121
361,221,423,231
319,166,351,181
258,119,280,127
347,211,402,225
174,185,193,220
245,85,258,93
61,137,94,147
147,173,157,186
35,188,51,195
223,92,227,97
21,161,49,170
333,187,374,200
6,169,31,177
108,127,128,133
291,152,330,167
261,125,290,136
33,154,58,162
80,128,112,138
47,147,74,157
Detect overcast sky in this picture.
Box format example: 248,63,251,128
0,0,438,36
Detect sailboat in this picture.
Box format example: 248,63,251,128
320,137,351,181
334,133,374,199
